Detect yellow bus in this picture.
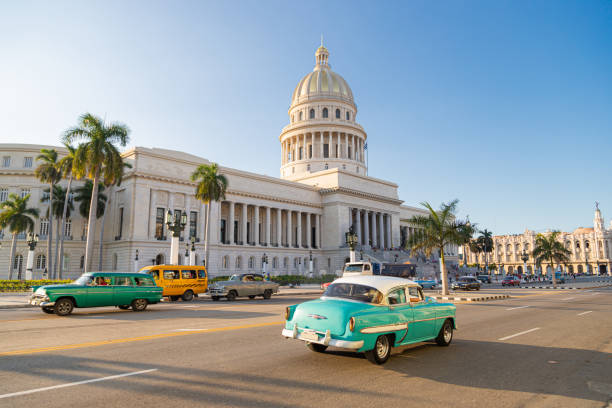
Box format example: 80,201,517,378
139,265,207,301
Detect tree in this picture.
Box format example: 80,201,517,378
476,229,494,274
191,163,228,268
57,143,77,279
35,148,62,276
468,240,483,270
63,113,129,272
0,194,39,279
406,199,473,295
41,185,74,278
74,181,107,219
531,231,571,288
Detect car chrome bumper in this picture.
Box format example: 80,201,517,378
29,298,54,307
281,326,364,350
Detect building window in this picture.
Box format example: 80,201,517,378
322,108,328,118
40,219,49,236
294,257,299,268
155,208,165,239
23,157,33,168
236,256,242,269
2,156,10,167
0,188,7,202
346,112,350,120
64,219,71,237
222,255,229,269
309,109,315,119
248,256,254,269
273,257,278,268
283,257,288,268
13,254,23,271
299,111,303,120
323,144,329,158
20,189,30,199
220,219,227,243
80,255,85,270
190,211,197,238
117,208,124,239
335,109,340,119
112,253,118,270
36,254,46,270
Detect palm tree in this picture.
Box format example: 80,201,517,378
74,181,107,219
191,163,228,268
0,194,39,279
476,229,494,274
41,185,74,278
35,149,62,276
532,231,571,288
63,113,129,272
406,199,473,295
468,239,483,271
57,143,77,279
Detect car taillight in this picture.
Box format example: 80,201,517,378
349,317,355,332
284,307,290,320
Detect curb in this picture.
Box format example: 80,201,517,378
432,294,510,302
518,283,612,290
0,304,33,310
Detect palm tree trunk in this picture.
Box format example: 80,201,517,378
53,218,60,278
57,176,72,279
8,233,17,280
84,172,100,273
47,183,54,278
97,191,110,270
550,257,556,288
203,202,211,269
440,247,449,295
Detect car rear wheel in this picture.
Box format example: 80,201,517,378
226,290,237,301
211,296,220,301
182,290,194,302
42,306,55,314
131,298,148,312
118,305,130,310
263,289,272,299
306,342,328,353
54,298,74,316
365,335,391,365
436,319,453,346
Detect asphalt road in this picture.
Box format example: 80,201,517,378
0,288,611,408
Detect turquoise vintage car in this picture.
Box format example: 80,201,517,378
282,275,457,364
29,272,163,316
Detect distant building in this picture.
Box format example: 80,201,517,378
464,206,612,275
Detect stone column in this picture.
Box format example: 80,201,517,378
265,207,271,246
305,212,311,248
276,208,282,246
296,211,302,248
378,212,384,249
352,135,356,162
386,214,392,250
315,214,320,249
372,212,378,248
287,210,292,247
319,132,324,158
228,201,234,244
254,205,260,245
364,210,370,248
241,203,247,245
344,133,348,158
355,209,362,245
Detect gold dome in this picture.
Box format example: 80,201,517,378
573,227,594,234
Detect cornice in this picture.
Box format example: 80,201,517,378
319,186,403,205
280,122,366,140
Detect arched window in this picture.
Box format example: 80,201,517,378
576,242,580,249
322,108,328,118
346,112,350,120
335,109,340,119
155,254,164,265
36,254,46,270
13,254,23,274
236,256,242,269
299,111,303,121
585,241,590,249
309,109,315,119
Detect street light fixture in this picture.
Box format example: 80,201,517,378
134,249,139,272
25,232,39,280
345,225,358,262
521,250,529,277
166,210,187,265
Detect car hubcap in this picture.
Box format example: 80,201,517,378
444,324,452,342
376,337,389,358
136,300,145,308
58,303,69,313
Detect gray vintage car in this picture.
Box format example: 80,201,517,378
208,274,279,301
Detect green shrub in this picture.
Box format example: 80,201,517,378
0,280,72,292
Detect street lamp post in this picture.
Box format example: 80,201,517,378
345,225,358,263
521,250,529,277
134,249,139,273
189,237,196,266
309,250,313,277
359,249,363,261
25,233,39,280
166,210,187,265
262,252,268,275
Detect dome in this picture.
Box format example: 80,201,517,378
291,46,354,107
573,227,594,234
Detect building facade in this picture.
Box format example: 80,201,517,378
0,45,459,279
464,206,612,275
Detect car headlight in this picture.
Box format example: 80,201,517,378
349,317,356,332
285,307,290,320
35,288,46,296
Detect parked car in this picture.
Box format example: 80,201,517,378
208,274,279,301
282,275,457,365
451,276,481,291
414,279,437,289
501,276,521,286
29,272,163,316
477,274,492,284
141,265,207,301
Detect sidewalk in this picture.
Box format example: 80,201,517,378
431,293,510,302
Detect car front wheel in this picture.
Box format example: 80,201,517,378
436,319,453,346
131,298,148,312
54,298,74,316
263,289,272,299
365,335,392,365
226,291,237,301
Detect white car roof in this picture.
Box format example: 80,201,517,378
332,275,417,294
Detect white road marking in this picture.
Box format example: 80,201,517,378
498,327,540,341
577,311,593,316
506,305,530,311
0,369,157,399
562,297,575,300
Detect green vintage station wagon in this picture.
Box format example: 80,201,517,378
29,272,163,316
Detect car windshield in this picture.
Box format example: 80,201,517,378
344,265,363,273
73,275,93,285
229,275,240,281
323,283,383,304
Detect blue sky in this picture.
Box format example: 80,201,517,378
1,1,611,235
